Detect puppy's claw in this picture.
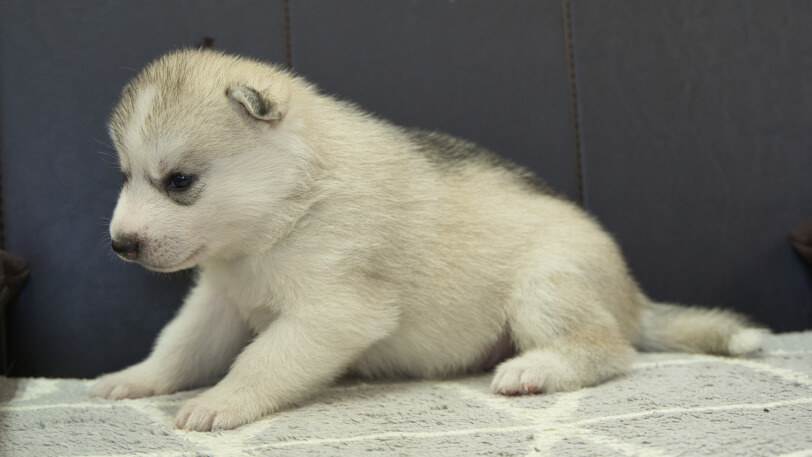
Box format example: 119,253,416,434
174,390,260,431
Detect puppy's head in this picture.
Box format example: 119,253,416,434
108,50,309,272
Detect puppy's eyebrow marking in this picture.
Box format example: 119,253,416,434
170,148,211,175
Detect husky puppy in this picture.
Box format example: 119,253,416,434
90,49,765,431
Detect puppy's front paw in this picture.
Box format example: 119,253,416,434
174,388,261,431
90,377,154,400
90,374,156,400
89,363,172,400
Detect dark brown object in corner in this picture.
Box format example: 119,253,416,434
0,250,29,312
790,218,812,267
1,250,28,374
199,37,214,49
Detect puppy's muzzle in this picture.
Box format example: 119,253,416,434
111,235,140,260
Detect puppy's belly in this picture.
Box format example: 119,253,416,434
350,324,512,379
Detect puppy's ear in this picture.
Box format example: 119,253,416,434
227,85,289,122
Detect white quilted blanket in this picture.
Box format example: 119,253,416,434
1,332,811,456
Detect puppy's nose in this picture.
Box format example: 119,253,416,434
111,235,140,259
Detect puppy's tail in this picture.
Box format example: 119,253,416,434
635,297,767,356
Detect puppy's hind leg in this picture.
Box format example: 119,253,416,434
492,272,637,395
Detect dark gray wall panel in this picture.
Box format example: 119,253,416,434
289,0,579,200
0,0,287,377
571,1,812,330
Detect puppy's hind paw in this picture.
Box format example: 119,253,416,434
490,351,578,396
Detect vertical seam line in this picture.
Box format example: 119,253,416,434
283,0,293,69
0,94,5,248
562,0,585,207
0,87,5,375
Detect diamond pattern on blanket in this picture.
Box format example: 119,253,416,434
240,380,535,447
582,404,812,457
1,332,811,457
1,405,197,456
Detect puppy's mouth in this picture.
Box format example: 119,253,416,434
140,245,207,272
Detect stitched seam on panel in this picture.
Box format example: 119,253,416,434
562,0,585,207
0,91,5,375
0,94,4,248
283,0,293,69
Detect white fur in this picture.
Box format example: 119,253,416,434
119,85,155,158
90,50,765,431
728,329,767,356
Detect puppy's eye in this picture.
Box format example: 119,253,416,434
168,173,193,190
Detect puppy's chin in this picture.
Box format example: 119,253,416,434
131,246,207,273
140,262,194,273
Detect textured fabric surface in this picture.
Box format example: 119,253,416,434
4,1,812,380
569,0,812,331
1,332,810,457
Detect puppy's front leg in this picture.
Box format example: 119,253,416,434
175,302,395,431
90,279,251,400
